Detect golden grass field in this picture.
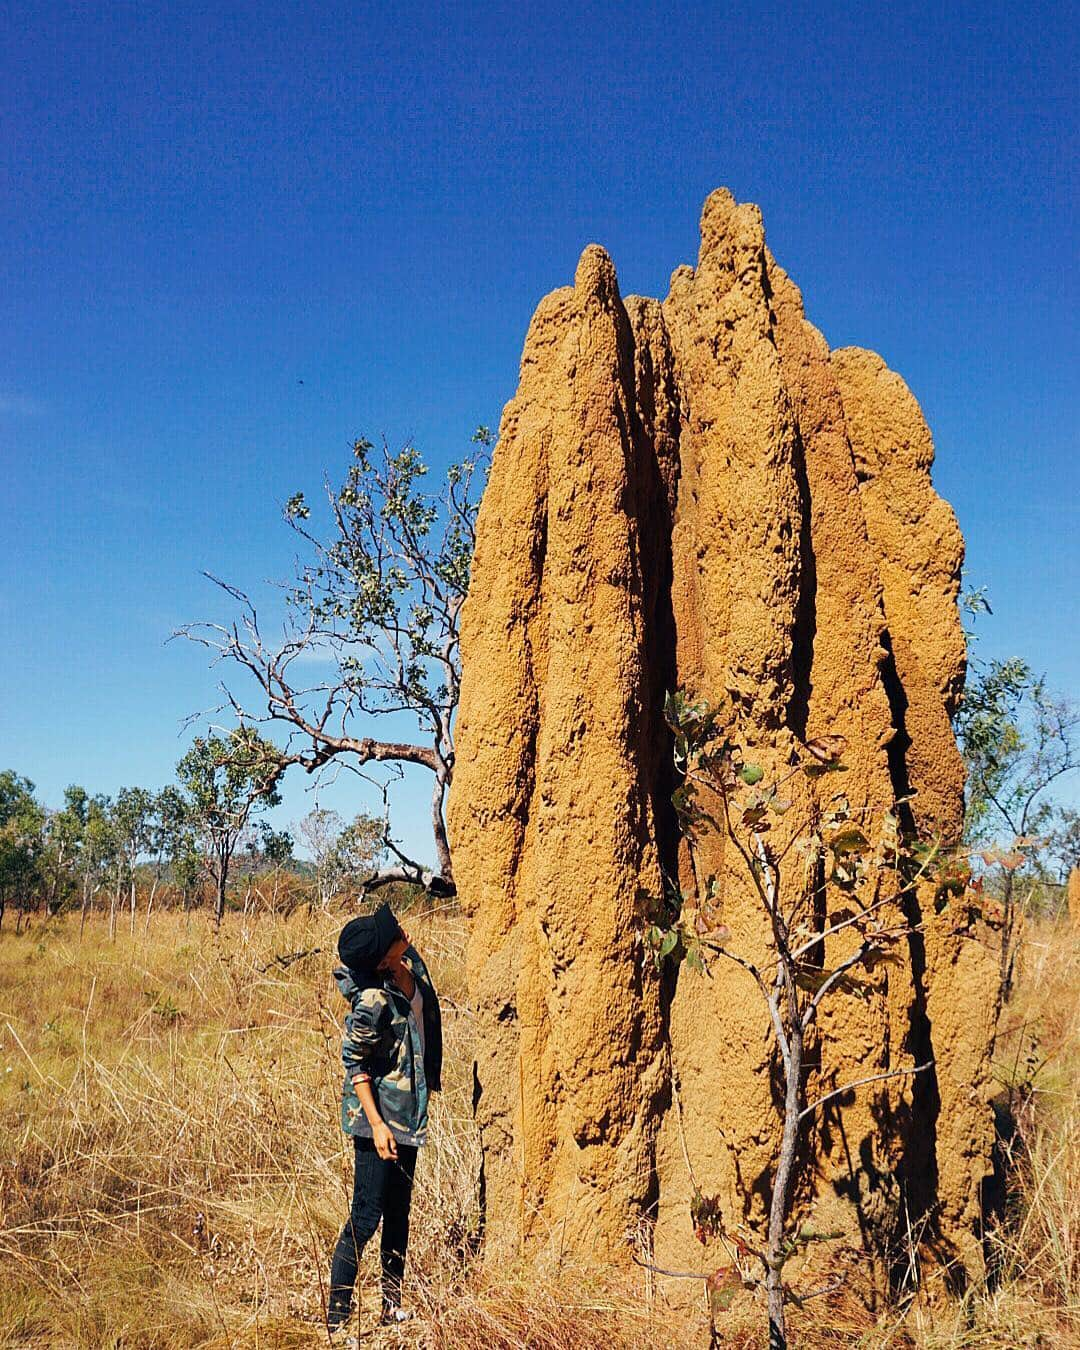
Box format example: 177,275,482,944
0,902,1076,1348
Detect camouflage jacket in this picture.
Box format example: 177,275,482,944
334,946,443,1147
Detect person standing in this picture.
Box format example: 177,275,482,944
327,901,443,1337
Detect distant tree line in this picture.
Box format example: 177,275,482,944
0,734,387,933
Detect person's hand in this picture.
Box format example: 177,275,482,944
372,1121,398,1160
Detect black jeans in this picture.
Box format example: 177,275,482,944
328,1135,419,1326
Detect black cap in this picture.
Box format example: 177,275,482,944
338,902,402,974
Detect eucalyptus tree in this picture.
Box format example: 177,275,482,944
0,771,45,928
298,806,384,910
42,794,84,915
133,785,190,926
176,728,282,925
57,787,118,937
178,430,491,898
109,786,156,936
334,811,384,883
298,807,347,909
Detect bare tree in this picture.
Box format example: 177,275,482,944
176,431,490,897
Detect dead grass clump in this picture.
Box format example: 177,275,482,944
898,915,1080,1349
412,1259,703,1350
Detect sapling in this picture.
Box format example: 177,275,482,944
645,691,941,1349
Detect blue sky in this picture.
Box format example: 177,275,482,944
2,1,1077,861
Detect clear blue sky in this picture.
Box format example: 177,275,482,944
2,1,1077,861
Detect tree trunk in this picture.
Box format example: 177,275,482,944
143,876,160,935
109,874,121,941
47,840,67,917
765,1018,803,1349
999,869,1020,1004
214,856,229,928
430,768,454,886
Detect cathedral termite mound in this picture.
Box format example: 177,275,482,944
447,188,999,1305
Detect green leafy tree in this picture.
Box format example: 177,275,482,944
335,810,385,882
1046,805,1080,881
109,786,156,937
256,820,295,869
297,806,385,909
138,785,191,922
178,429,491,897
954,659,1079,996
298,807,349,909
953,659,1079,848
56,787,118,937
42,793,84,915
0,771,45,927
176,728,282,926
252,821,295,912
172,840,204,912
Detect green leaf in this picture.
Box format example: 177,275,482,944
828,824,870,854
658,930,678,958
740,763,764,786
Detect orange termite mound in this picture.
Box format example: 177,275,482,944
447,190,998,1303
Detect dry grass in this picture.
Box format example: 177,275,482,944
0,904,1076,1348
0,907,698,1348
901,912,1080,1349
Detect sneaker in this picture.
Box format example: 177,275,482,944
378,1303,414,1326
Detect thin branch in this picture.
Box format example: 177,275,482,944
787,892,905,963
798,1061,933,1123
785,1277,845,1307
801,943,875,1029
630,1253,714,1281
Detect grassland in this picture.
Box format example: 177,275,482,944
0,903,1075,1348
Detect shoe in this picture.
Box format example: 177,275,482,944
379,1303,414,1326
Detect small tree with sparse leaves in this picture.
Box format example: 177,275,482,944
643,691,956,1350
955,657,1079,999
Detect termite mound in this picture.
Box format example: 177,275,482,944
448,189,998,1305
